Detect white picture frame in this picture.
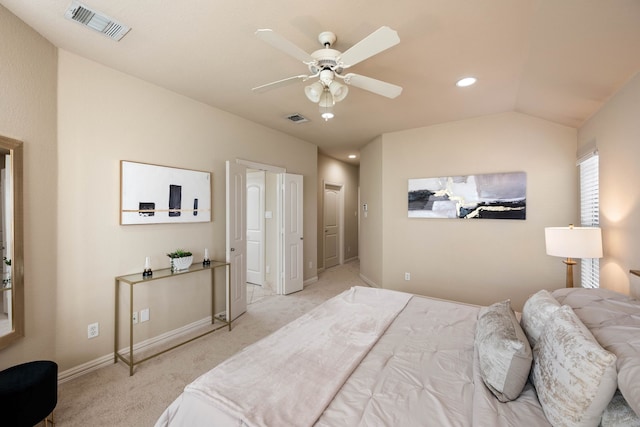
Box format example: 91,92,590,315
120,160,212,225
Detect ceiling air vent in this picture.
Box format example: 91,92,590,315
286,114,309,124
64,1,131,41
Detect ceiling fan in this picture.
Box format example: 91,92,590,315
252,26,402,120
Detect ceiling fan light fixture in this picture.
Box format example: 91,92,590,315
319,88,335,120
304,81,324,103
320,109,335,121
329,81,348,102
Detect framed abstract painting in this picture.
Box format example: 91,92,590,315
408,171,526,220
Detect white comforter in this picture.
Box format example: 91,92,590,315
156,287,550,427
317,296,549,427
156,287,412,427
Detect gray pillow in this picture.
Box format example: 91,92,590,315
532,305,618,427
476,300,533,402
601,390,640,427
521,289,561,348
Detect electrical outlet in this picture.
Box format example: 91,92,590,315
308,261,313,269
132,311,138,324
88,322,99,339
140,308,149,323
404,272,411,281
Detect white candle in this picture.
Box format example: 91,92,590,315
145,256,151,269
204,248,209,260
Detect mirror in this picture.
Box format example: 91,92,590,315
0,135,23,350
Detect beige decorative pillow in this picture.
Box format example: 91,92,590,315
521,289,561,348
476,300,533,402
532,305,618,427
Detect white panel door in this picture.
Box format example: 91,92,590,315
246,171,265,285
226,161,247,321
324,185,340,269
282,173,303,295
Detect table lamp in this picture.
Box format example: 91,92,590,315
545,225,603,288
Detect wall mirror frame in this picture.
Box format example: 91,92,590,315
0,135,24,350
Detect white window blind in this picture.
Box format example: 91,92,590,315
579,154,599,288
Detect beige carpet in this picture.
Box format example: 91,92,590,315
56,260,365,426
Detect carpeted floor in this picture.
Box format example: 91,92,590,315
56,260,364,426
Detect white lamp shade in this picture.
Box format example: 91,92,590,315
329,80,348,102
545,226,603,259
304,81,324,103
318,87,335,120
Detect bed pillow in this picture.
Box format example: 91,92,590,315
551,287,640,418
476,300,532,402
520,289,561,348
531,305,618,427
601,390,640,427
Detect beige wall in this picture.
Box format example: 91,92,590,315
578,72,640,297
0,5,58,369
1,4,319,373
54,50,317,371
359,137,384,287
361,112,578,310
317,154,359,270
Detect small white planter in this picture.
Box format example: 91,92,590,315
171,256,193,271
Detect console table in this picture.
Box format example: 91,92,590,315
114,260,231,376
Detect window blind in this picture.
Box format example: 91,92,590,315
579,154,599,288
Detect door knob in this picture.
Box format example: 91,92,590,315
230,248,235,252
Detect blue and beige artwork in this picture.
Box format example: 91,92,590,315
408,172,526,219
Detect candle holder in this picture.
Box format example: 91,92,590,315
143,256,153,278
203,248,211,266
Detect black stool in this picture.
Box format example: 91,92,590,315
0,360,58,426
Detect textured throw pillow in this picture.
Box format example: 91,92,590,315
521,289,561,348
552,287,640,418
476,300,533,402
532,305,618,427
601,390,640,427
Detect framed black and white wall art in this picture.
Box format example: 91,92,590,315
408,171,526,220
120,160,212,225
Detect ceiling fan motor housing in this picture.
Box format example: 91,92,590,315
309,49,343,75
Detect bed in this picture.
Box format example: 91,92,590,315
155,286,640,427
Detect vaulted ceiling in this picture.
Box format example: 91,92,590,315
2,0,639,163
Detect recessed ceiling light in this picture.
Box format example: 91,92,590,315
348,154,357,159
456,77,477,87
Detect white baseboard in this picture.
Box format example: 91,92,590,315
58,316,214,384
303,276,318,286
343,256,358,263
359,273,380,288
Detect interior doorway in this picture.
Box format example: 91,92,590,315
246,170,266,287
246,169,277,305
323,182,344,270
226,159,304,320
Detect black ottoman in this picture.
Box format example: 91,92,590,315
0,360,58,427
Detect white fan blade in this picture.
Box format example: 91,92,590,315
343,73,402,99
255,29,314,64
339,26,400,68
252,75,310,93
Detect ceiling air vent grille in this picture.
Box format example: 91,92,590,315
286,114,309,123
64,1,131,41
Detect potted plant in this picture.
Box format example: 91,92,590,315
167,249,193,271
